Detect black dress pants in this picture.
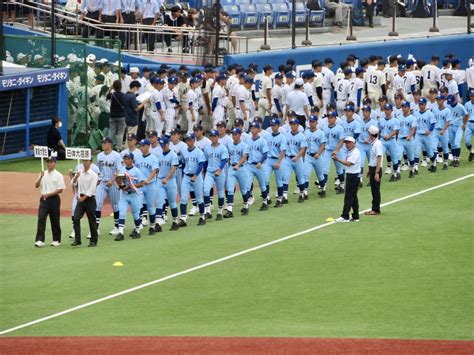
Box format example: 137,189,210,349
102,15,117,39
82,11,102,38
120,12,136,49
36,195,61,242
142,18,156,51
369,166,382,213
341,173,359,220
73,196,99,244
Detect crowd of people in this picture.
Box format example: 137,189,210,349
34,52,474,248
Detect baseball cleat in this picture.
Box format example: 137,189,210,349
274,200,283,208
114,233,124,241
215,214,223,221
177,219,187,228
318,190,326,198
204,212,212,220
70,241,81,246
428,165,437,173
266,197,272,205
223,210,234,218
401,164,409,171
197,217,206,226
130,230,141,239
350,217,360,222
51,241,61,247
148,227,156,236
170,222,179,231
409,170,414,178
335,217,350,223
442,163,448,170
188,206,198,216
389,174,398,182
436,156,443,164
358,181,363,188
154,224,162,232
109,227,120,235
421,159,428,167
469,152,474,161
86,233,91,239
297,195,305,203
247,196,255,205
336,186,345,194
282,197,288,204
259,203,268,211
241,208,249,215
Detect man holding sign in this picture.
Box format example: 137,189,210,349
34,156,66,248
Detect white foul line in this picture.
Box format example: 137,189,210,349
1,173,473,335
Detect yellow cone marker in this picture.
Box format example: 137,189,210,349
326,217,335,222
113,261,124,267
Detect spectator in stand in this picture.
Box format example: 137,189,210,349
47,116,67,160
119,0,140,49
101,0,121,39
124,81,146,136
107,80,127,151
140,0,161,52
80,0,103,38
185,8,199,52
324,0,350,27
163,5,186,54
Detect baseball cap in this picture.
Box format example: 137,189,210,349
192,124,203,131
139,138,151,146
216,121,226,127
355,67,365,74
302,71,314,79
308,115,318,122
190,77,199,85
46,156,57,162
274,73,283,80
127,133,137,140
287,110,296,117
95,74,105,82
147,130,158,137
86,53,96,63
294,78,304,86
344,136,355,143
244,76,254,84
344,105,355,112
231,127,242,135
234,118,244,126
254,117,263,124
324,57,334,64
270,118,281,126
250,122,261,129
209,129,219,136
436,94,446,100
469,88,474,96
289,118,299,125
447,95,456,104
168,76,178,85
368,126,379,135
362,105,372,112
406,59,415,67
419,97,427,105
379,95,388,102
150,77,164,85
129,67,140,74
343,68,353,75
123,152,134,160
34,54,43,61
285,72,295,79
217,74,228,81
159,136,170,146
384,103,393,110
444,69,454,76
185,133,195,140
328,111,338,118
401,101,410,107
398,65,407,71
429,88,438,93
263,64,273,71
102,137,112,144
17,53,27,60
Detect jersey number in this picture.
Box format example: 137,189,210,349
369,75,378,85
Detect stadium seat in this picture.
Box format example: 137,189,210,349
220,0,235,5
255,3,274,29
271,2,290,28
240,4,259,30
288,1,308,26
222,4,242,29
252,0,269,3
239,0,252,3
308,0,325,26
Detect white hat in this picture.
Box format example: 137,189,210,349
17,53,26,60
445,69,454,76
34,54,43,61
295,78,304,86
130,67,140,74
6,50,11,57
86,53,96,61
344,136,355,143
99,58,108,64
58,56,66,62
69,54,78,63
112,60,120,67
368,125,379,135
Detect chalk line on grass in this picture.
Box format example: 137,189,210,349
1,173,473,335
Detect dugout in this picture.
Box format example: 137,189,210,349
0,63,69,161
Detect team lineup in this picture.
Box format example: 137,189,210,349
49,53,474,245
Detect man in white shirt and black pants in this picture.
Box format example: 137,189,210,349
34,156,66,248
334,137,361,222
365,125,383,216
71,158,100,247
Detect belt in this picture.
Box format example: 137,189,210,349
126,191,136,194
269,156,279,159
231,163,239,167
295,114,305,118
399,137,407,139
338,99,346,101
306,152,317,156
185,173,194,177
469,120,474,123
79,194,95,197
346,172,359,176
323,88,331,90
287,155,296,158
249,162,258,165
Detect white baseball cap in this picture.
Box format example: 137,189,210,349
86,53,96,62
445,69,454,76
295,78,304,86
34,54,43,61
113,60,120,67
17,53,26,60
99,58,108,64
344,136,355,143
130,67,140,74
368,125,379,135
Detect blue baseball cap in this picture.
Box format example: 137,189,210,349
384,103,393,110
401,101,410,107
406,59,415,67
231,127,242,135
442,58,451,66
127,133,137,140
469,88,474,96
398,65,407,71
343,68,353,75
159,136,170,146
250,122,260,129
102,137,112,144
147,130,158,137
362,105,371,112
254,117,263,123
308,115,318,122
217,74,228,81
344,105,355,112
419,97,427,105
139,138,151,146
193,124,203,131
123,152,134,160
451,58,460,65
328,111,338,117
447,95,456,105
168,76,178,85
289,118,299,125
190,77,199,85
209,129,219,136
269,118,281,126
285,72,295,79
150,77,164,85
185,133,195,140
355,67,365,74
436,94,446,100
244,76,254,84
303,71,314,79
274,73,283,80
238,72,246,79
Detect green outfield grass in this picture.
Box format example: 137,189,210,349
0,157,84,175
1,159,473,339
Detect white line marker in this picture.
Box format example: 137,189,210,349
1,174,472,335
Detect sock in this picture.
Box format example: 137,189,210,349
393,163,399,173
180,203,187,217
134,218,141,231
198,202,205,216
118,219,125,233
149,213,156,225
190,191,197,207
171,207,178,221
277,186,283,199
262,189,268,201
218,197,224,210
422,150,427,159
95,210,101,229
283,183,288,195
227,194,234,210
113,211,119,228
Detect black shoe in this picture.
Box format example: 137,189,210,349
71,241,81,246
88,242,97,247
130,230,141,239
336,187,345,194
154,224,162,233
259,203,268,211
241,208,249,215
409,170,414,178
359,181,363,188
178,219,187,227
397,173,402,181
304,194,308,200
167,47,172,53
197,217,206,226
205,212,212,220
282,197,288,204
115,233,124,241
428,165,437,173
149,227,156,236
389,175,397,182
469,153,473,162
454,160,460,167
442,163,448,170
415,169,419,175
170,222,179,231
274,200,283,208
318,190,326,198
223,210,234,218
298,195,305,203
215,214,223,221
267,197,272,205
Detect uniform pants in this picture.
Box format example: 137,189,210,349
465,122,474,147
36,195,61,243
304,154,325,184
73,196,98,244
448,125,463,149
257,98,270,118
341,173,359,220
432,129,449,155
368,166,381,213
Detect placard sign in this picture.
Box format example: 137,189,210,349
66,147,92,160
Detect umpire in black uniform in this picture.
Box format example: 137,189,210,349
71,158,100,247
333,137,361,222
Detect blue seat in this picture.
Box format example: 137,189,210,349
271,2,290,28
288,1,308,26
223,4,242,29
308,0,325,25
240,4,259,30
252,0,268,3
239,0,252,3
255,3,274,29
220,0,235,5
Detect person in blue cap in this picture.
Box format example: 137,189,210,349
304,115,327,198
148,77,166,136
398,101,418,178
247,122,270,211
350,67,365,112
439,58,451,88
431,95,451,170
335,68,352,117
265,117,288,207
379,103,401,181
413,97,438,173
357,105,379,186
115,153,145,241
446,94,468,167
155,136,180,231
211,74,229,128
179,133,207,226
162,76,180,136
303,71,316,108
464,88,474,162
237,76,256,132
271,73,285,119
202,129,229,220
225,128,251,217
392,65,407,101
135,139,159,235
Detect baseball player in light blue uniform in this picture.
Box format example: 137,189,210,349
414,98,438,173
447,95,469,166
179,134,207,226
225,128,251,217
378,104,401,181
156,136,180,232
283,119,308,203
247,122,270,211
203,129,229,221
322,112,346,194
120,133,143,161
398,101,417,177
135,139,159,235
431,95,451,170
464,88,474,161
357,105,378,184
96,137,122,235
115,153,145,241
304,115,327,198
265,118,287,207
